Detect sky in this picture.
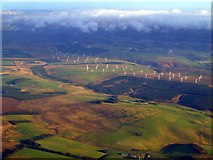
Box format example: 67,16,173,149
2,1,211,11
2,0,211,32
1,0,212,2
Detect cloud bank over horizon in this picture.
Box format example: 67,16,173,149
2,9,210,32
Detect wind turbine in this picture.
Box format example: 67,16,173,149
96,65,99,70
184,76,188,80
169,71,172,76
124,72,126,76
91,69,94,72
133,72,136,77
169,76,171,81
172,74,175,78
73,60,76,63
198,75,202,81
106,64,109,69
103,69,105,72
161,72,164,76
178,73,181,77
140,70,143,75
113,69,115,72
86,65,89,71
195,79,198,84
158,75,160,80
181,78,183,83
145,74,148,78
105,58,108,62
153,71,156,75
116,65,119,70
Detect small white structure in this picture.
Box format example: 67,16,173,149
178,73,181,77
124,72,126,76
133,72,136,77
172,74,175,78
158,75,160,80
195,79,198,84
106,64,109,69
96,65,99,70
181,78,183,83
154,71,156,75
169,76,171,81
198,75,202,81
185,76,188,80
86,65,89,71
140,70,143,75
145,74,148,78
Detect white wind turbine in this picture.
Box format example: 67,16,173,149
96,65,99,70
172,74,175,78
198,75,202,81
158,75,160,80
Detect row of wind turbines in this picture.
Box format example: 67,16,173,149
84,63,203,84
49,51,203,84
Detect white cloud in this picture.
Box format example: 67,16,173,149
2,9,211,32
200,10,208,15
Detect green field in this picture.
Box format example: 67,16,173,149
37,136,105,158
8,148,70,158
2,57,212,159
46,62,152,85
79,103,211,155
